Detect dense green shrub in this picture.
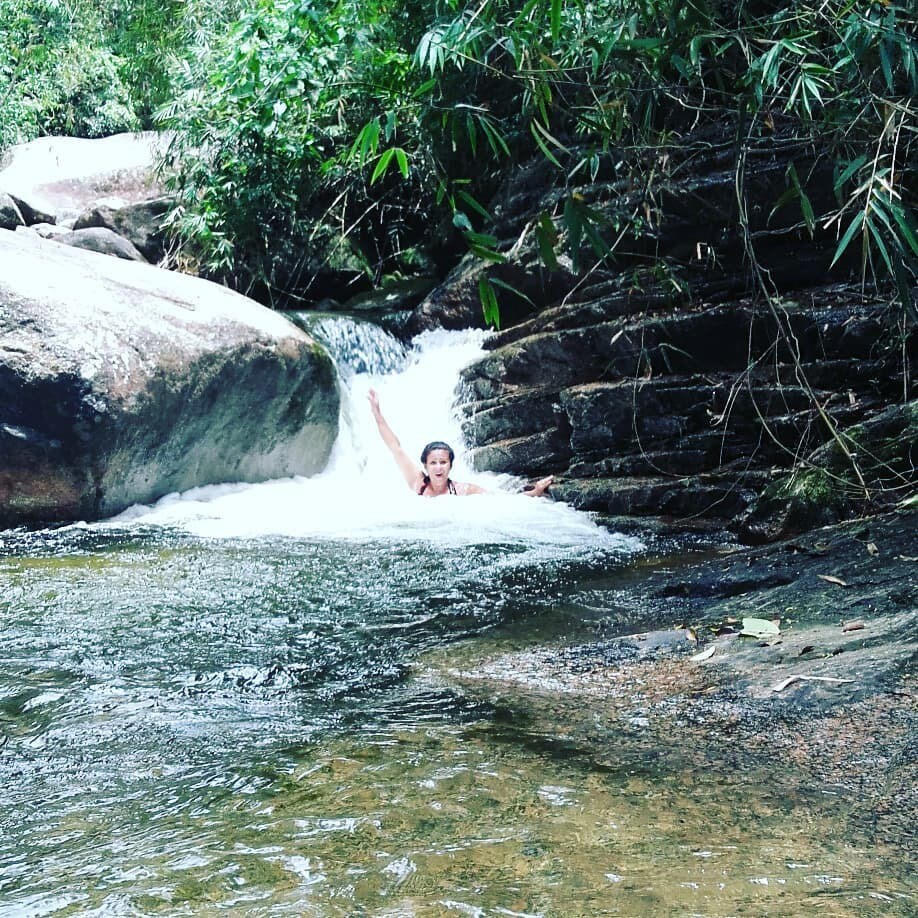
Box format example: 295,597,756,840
0,0,242,150
2,0,913,317
157,0,916,316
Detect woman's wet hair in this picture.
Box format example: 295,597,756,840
421,441,455,464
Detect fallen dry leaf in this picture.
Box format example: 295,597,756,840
691,645,717,663
842,620,865,632
818,574,848,587
772,674,856,692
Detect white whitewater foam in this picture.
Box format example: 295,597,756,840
111,327,640,552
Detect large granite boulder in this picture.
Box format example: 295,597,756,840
0,230,339,527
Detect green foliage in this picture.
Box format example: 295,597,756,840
158,0,399,291
153,0,915,324
0,0,243,150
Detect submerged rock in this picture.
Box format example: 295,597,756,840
0,230,339,526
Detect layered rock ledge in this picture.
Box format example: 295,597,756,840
457,284,915,538
396,134,915,538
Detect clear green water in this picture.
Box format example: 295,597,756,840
1,525,912,916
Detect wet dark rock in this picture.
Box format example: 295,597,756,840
0,229,339,526
453,286,911,538
0,193,24,230
407,128,915,538
735,401,918,543
4,194,56,227
318,277,439,334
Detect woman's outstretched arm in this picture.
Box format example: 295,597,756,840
523,475,553,498
368,389,421,490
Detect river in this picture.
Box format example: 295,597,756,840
0,322,908,915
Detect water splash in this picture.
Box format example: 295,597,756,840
111,323,638,553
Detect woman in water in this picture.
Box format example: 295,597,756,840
368,389,553,498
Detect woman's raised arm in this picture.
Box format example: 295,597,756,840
368,389,421,490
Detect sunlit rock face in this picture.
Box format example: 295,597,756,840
0,132,173,263
0,230,339,526
0,132,169,224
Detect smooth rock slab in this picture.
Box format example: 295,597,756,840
0,230,339,526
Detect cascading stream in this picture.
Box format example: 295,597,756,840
111,320,633,552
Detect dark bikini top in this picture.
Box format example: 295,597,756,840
418,477,457,496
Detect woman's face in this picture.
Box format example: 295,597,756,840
424,448,452,480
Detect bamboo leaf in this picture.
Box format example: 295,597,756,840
491,276,534,306
478,116,510,157
563,195,584,273
890,204,918,258
468,243,506,263
478,275,500,328
463,112,477,155
787,163,815,235
769,187,798,222
583,217,609,260
535,212,560,270
394,147,409,179
880,38,894,91
530,121,563,168
370,147,396,183
831,210,865,267
457,190,490,220
532,117,570,154
413,77,437,98
466,231,499,248
551,0,562,44
349,120,379,165
536,224,561,270
866,215,895,276
834,155,869,194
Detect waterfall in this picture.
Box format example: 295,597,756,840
111,317,637,552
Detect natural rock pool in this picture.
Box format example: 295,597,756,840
1,325,912,915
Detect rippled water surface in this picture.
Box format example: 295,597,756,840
1,326,911,915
